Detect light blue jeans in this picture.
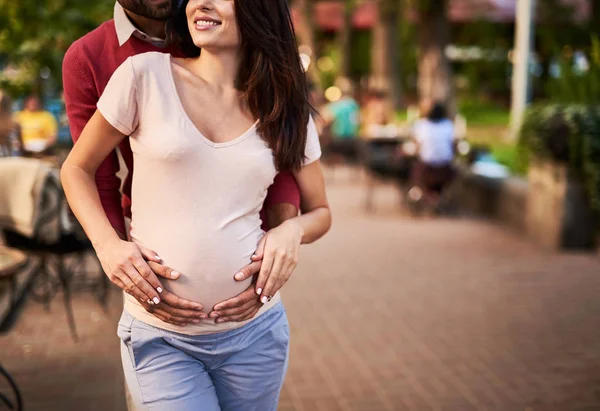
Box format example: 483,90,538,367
117,302,290,411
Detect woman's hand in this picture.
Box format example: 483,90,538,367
253,220,304,303
97,238,184,306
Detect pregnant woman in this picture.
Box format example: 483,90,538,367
60,0,331,409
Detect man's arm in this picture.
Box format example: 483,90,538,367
263,171,300,229
62,43,126,237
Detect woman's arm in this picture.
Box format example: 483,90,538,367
61,111,206,322
61,111,128,248
253,159,331,302
292,159,331,244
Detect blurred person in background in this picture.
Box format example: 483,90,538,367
361,89,398,139
322,78,361,164
61,0,331,408
0,92,23,157
14,94,58,154
63,0,307,333
322,78,360,141
409,101,456,208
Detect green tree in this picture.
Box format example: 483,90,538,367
410,0,454,109
0,0,113,96
371,0,402,109
338,0,357,80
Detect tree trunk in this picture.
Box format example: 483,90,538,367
372,0,402,110
337,0,354,80
294,0,320,86
417,0,454,110
592,0,600,38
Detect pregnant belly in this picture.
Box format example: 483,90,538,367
164,261,252,313
131,227,262,313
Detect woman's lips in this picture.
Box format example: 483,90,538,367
194,19,222,31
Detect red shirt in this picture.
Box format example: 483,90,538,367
62,18,299,236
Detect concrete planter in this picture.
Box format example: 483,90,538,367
526,161,596,250
452,170,528,234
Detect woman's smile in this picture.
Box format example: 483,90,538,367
194,15,222,31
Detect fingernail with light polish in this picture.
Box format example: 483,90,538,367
157,287,163,294
199,314,208,319
256,288,262,295
171,271,180,279
153,297,160,305
216,319,224,324
147,299,153,305
234,272,244,280
261,296,268,304
155,255,162,261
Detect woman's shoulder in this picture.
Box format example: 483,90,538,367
128,51,169,72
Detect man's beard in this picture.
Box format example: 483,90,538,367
118,0,174,21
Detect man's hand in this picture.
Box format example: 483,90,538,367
96,238,206,325
139,261,208,326
208,247,265,323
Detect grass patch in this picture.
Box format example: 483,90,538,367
466,125,527,175
458,101,510,127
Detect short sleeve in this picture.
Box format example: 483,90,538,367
304,115,322,166
97,57,138,136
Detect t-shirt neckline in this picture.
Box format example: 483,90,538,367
164,53,259,148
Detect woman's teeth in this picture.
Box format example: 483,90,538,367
196,20,220,27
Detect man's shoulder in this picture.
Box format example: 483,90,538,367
64,20,117,63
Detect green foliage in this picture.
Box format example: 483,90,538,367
518,104,600,211
0,0,113,96
545,37,600,104
349,29,371,78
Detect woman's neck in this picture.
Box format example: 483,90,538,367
190,49,240,90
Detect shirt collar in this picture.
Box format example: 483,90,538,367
114,2,167,48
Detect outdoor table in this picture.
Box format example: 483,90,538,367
362,136,416,212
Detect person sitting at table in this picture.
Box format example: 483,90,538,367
14,95,58,154
0,92,23,157
410,101,456,205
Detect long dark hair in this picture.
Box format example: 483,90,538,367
169,0,312,172
427,102,448,123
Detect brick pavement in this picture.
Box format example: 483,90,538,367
2,177,600,411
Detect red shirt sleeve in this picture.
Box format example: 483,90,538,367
264,171,300,210
62,43,126,236
260,171,300,231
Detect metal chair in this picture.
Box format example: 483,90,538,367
2,175,107,341
0,364,22,411
362,137,413,212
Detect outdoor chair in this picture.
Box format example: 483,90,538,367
0,158,107,341
0,364,22,411
362,137,414,212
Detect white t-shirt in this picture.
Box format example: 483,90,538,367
97,52,321,335
413,118,455,165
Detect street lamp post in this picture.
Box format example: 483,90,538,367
510,0,536,139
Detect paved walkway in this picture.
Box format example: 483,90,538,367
2,176,600,411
